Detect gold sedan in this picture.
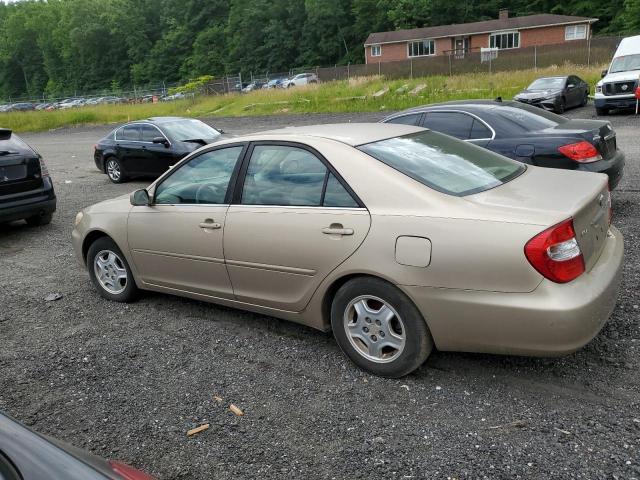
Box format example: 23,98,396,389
72,124,623,377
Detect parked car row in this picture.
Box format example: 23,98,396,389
239,73,319,92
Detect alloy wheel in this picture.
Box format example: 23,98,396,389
343,295,406,363
93,249,128,294
106,159,121,181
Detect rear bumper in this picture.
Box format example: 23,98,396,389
0,187,57,223
578,150,625,190
402,226,624,356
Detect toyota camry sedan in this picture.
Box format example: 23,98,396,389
94,117,223,183
72,124,623,378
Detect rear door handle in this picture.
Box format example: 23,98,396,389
322,225,354,236
199,219,221,230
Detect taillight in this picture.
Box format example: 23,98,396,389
524,218,585,283
38,157,50,177
109,460,155,480
558,141,602,163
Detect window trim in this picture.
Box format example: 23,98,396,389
407,39,436,58
116,122,171,145
489,30,520,50
565,24,587,41
384,112,424,126
151,142,249,205
371,44,382,57
232,140,365,209
419,109,496,141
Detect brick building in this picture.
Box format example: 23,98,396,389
364,10,598,64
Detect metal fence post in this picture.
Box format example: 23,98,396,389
534,45,537,70
410,58,413,79
448,54,452,76
347,62,350,80
489,54,492,74
587,37,592,67
378,61,381,76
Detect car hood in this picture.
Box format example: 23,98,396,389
516,89,561,99
599,70,640,84
84,193,132,214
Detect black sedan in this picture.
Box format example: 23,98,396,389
0,412,154,479
94,117,223,183
382,99,625,189
513,75,589,113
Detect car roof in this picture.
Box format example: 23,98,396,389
145,116,192,124
239,123,424,146
389,99,513,116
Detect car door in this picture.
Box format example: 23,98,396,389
223,142,371,312
566,76,581,107
139,124,175,176
127,144,246,298
115,124,144,174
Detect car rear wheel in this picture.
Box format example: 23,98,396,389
105,157,126,183
26,212,52,227
87,237,139,302
556,97,566,114
331,277,433,378
581,91,589,106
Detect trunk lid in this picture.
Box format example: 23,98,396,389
539,119,617,160
468,166,610,272
0,135,44,196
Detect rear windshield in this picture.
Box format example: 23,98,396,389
494,103,567,131
358,131,524,196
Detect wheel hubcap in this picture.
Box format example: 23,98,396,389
94,249,127,294
343,295,406,363
107,160,120,181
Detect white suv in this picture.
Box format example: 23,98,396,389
284,73,318,88
595,35,640,115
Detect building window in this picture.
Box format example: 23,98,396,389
371,45,382,57
565,24,587,41
489,31,520,49
408,39,435,57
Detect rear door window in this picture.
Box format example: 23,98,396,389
386,114,421,126
420,112,474,140
469,119,492,139
118,125,141,141
358,130,524,196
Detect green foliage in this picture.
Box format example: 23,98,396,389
2,64,605,133
0,0,636,100
169,75,215,94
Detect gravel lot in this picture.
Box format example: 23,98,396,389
1,107,639,479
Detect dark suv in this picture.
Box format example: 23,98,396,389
0,128,56,226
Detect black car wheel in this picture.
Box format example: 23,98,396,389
581,91,589,106
105,157,126,183
331,277,433,378
556,97,566,114
26,212,52,227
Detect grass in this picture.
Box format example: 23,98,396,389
1,64,605,133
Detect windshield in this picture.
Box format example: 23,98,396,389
161,119,221,141
494,103,567,131
358,131,524,196
609,54,640,73
527,77,565,90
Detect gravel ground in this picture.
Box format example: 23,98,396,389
0,107,639,479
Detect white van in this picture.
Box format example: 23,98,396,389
595,35,640,115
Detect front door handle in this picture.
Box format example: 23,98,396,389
322,224,354,236
199,219,221,230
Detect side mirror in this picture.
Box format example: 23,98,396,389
130,189,151,206
152,136,169,147
601,69,608,78
567,83,575,89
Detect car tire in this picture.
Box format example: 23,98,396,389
26,212,52,227
581,91,589,106
596,107,609,116
331,277,433,378
556,97,566,114
105,157,127,183
87,237,139,302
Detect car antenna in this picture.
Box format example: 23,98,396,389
494,96,502,102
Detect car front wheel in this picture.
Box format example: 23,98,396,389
105,157,127,183
331,277,433,378
87,237,139,302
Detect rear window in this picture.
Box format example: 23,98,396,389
358,131,524,196
494,103,567,131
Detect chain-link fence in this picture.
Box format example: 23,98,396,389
317,36,622,82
